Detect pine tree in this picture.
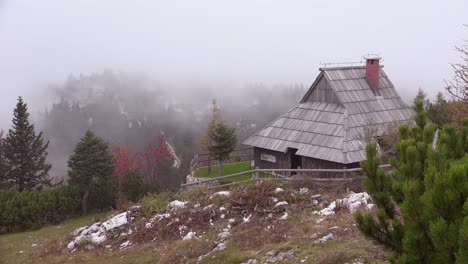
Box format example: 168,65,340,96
68,130,115,214
200,99,221,174
427,92,450,127
412,88,430,110
208,122,237,176
3,97,51,191
0,130,5,189
355,102,468,263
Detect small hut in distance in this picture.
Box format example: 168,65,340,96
243,56,414,176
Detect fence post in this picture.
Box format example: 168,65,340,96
255,166,259,179
297,166,301,178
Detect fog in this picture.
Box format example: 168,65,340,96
0,0,467,128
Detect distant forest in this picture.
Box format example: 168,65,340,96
37,71,306,185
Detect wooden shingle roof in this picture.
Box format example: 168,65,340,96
243,66,414,164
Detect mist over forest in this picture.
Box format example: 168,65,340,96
0,0,466,188
35,71,305,181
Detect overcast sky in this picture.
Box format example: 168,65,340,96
0,0,466,128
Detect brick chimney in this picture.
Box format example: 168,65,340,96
365,56,381,89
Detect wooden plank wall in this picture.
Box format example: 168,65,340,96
301,156,360,178
303,76,341,104
254,147,291,177
254,147,362,178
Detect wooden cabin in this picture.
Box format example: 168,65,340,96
243,57,414,177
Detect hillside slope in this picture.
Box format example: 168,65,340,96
0,181,389,264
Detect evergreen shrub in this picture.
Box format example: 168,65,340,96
0,186,80,233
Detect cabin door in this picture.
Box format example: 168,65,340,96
290,148,302,175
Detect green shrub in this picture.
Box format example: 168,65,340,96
123,171,146,202
0,186,80,233
140,191,174,216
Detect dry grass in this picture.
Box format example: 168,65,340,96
158,238,213,264
1,181,391,263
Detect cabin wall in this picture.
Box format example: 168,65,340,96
254,147,361,178
301,156,359,178
303,76,341,104
254,147,291,176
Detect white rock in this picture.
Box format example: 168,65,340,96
72,226,88,236
274,201,289,208
218,228,231,240
228,218,235,224
274,188,284,193
210,191,231,198
102,212,128,231
317,233,334,243
243,214,252,223
31,244,38,247
241,259,258,264
270,197,279,203
299,188,309,194
67,241,76,250
90,230,106,244
313,192,372,215
203,204,214,210
279,212,289,220
313,201,336,216
168,200,188,210
182,231,197,240
119,240,131,249
145,213,170,229
214,242,226,251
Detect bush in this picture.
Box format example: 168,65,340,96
0,186,80,233
140,191,174,216
355,106,468,263
122,171,146,202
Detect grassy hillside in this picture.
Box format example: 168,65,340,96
0,181,390,264
193,161,273,184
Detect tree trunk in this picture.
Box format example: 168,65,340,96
207,154,211,175
218,159,222,176
82,190,89,215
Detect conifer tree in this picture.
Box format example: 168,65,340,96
412,88,430,110
3,97,51,191
0,130,5,188
68,130,115,214
208,122,237,176
201,99,221,174
427,92,450,127
355,101,468,263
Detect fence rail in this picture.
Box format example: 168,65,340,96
182,164,392,189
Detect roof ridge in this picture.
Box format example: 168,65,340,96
320,65,384,71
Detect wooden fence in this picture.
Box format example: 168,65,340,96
182,164,392,190
190,147,254,176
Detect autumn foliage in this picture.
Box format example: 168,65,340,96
113,135,177,204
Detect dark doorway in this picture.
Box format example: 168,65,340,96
290,148,302,175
